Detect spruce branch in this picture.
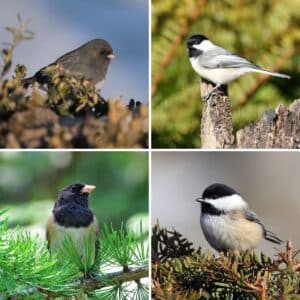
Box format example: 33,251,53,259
152,225,300,299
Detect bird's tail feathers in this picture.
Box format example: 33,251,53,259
252,68,291,79
264,230,283,244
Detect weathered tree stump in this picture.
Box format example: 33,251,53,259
236,100,300,148
200,79,234,149
200,78,300,149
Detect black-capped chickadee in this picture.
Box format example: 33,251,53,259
196,183,282,252
187,35,290,101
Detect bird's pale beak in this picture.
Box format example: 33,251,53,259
82,185,96,194
107,53,115,60
196,197,204,203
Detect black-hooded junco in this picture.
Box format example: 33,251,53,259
46,183,99,266
23,39,115,89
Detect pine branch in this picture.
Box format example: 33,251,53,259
80,265,148,291
0,211,149,299
7,265,148,299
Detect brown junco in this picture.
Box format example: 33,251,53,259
23,39,115,89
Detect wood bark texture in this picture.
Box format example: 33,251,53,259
200,78,300,149
200,80,234,149
236,100,300,148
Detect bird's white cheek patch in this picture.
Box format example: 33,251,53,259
192,40,215,51
205,194,248,211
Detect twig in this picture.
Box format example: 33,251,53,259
80,265,148,291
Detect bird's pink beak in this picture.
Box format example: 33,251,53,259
107,53,115,60
82,184,96,194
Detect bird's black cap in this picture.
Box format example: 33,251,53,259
186,34,208,48
202,183,238,200
53,183,96,227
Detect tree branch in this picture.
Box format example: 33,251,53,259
80,264,148,291
7,265,149,299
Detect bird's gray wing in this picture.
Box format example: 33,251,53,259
199,47,259,69
245,210,264,227
245,210,282,244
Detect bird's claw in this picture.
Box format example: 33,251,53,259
202,92,211,102
202,90,218,102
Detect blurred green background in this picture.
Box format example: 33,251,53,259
0,152,148,237
152,0,300,148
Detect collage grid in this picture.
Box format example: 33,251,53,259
1,1,300,299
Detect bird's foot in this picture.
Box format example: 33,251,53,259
84,271,99,279
202,92,211,102
202,90,219,102
202,85,221,102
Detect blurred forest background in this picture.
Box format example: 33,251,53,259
0,152,148,237
152,0,300,148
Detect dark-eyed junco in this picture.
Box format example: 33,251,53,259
23,39,115,89
46,183,99,266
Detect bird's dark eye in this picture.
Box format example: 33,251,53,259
71,186,80,193
100,50,106,55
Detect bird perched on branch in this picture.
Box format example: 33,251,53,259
46,183,99,266
187,35,290,101
196,183,282,252
23,39,115,90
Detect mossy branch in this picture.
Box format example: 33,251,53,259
0,16,148,149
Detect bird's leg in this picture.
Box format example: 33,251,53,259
202,84,221,102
